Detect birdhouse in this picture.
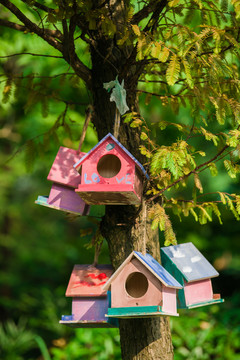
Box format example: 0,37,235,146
102,251,182,318
73,133,149,205
60,264,118,328
160,242,224,309
35,146,105,217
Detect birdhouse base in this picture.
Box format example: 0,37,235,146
76,185,141,205
106,306,179,318
180,297,224,310
35,195,105,217
59,319,118,328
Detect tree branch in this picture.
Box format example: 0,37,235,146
0,0,92,86
20,0,55,13
0,18,63,40
0,0,63,51
132,0,160,24
0,52,63,59
148,144,229,202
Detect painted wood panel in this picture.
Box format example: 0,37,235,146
76,187,141,205
48,184,89,215
74,133,149,179
162,287,178,315
111,259,163,308
107,305,179,318
72,297,108,321
66,265,113,297
47,147,84,188
161,243,219,282
184,278,213,306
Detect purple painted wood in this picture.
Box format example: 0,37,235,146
72,297,109,321
47,183,89,215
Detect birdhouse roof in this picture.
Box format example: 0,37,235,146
102,251,182,291
65,264,113,297
47,147,85,188
73,133,149,179
161,242,219,283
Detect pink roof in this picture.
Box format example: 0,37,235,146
47,147,85,188
66,265,113,297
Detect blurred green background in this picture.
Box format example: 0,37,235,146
0,18,240,360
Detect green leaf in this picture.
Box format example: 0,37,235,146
166,54,180,86
132,24,141,36
194,173,203,193
182,59,194,89
140,132,148,140
208,163,218,177
159,47,170,62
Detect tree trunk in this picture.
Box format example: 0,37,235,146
89,19,174,357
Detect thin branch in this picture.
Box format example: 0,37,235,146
148,144,229,202
132,0,161,24
20,0,55,14
0,52,63,59
0,18,63,40
0,0,63,51
0,0,92,86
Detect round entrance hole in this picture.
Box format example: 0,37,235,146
97,154,121,178
125,272,149,298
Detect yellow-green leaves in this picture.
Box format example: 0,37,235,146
151,140,195,181
132,24,141,37
182,59,194,89
168,0,181,7
149,204,177,246
231,0,240,18
166,54,180,86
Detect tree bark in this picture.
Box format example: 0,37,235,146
89,17,174,356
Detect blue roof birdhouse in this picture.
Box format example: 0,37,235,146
161,242,224,309
102,251,182,318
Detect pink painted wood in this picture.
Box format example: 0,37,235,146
47,147,85,188
75,137,144,205
162,287,178,315
184,278,213,306
72,298,109,321
110,259,163,308
66,265,113,297
48,183,89,215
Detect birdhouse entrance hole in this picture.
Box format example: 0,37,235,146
97,154,121,178
125,272,149,298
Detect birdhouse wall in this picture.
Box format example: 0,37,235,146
110,258,162,308
72,297,108,321
162,287,178,315
48,184,90,215
80,139,136,186
47,147,84,188
184,278,213,306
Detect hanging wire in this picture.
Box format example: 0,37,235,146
78,105,93,153
113,108,121,139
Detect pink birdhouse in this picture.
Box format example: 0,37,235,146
60,264,118,328
73,133,149,205
161,243,224,309
102,251,182,318
35,147,104,217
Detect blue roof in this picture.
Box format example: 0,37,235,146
134,251,182,289
73,133,149,179
161,243,219,282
